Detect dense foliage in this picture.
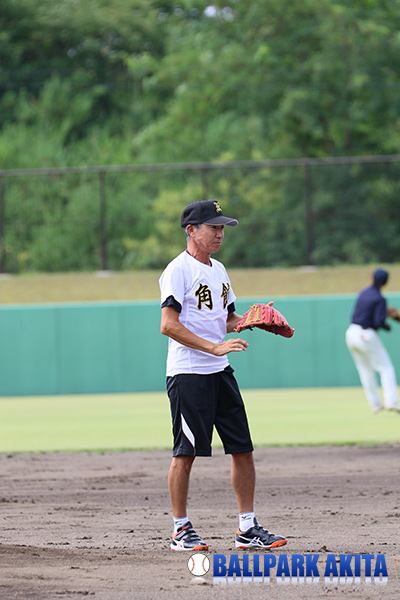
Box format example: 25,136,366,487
1,0,400,272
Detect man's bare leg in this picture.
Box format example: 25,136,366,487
168,455,195,517
231,451,255,513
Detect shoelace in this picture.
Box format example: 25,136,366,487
181,527,204,543
251,523,274,539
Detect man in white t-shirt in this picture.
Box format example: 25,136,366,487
159,199,287,552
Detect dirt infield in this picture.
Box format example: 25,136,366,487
1,444,399,600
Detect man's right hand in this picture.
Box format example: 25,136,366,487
212,338,249,356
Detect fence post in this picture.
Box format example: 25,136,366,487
201,166,209,200
99,171,108,270
0,177,5,273
304,163,313,265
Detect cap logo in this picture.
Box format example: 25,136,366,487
213,201,222,213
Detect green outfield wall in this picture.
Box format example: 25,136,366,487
1,294,400,396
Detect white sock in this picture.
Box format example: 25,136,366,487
173,515,189,534
239,511,255,532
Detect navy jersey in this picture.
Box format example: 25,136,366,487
351,284,389,330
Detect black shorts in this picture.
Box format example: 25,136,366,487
167,367,254,457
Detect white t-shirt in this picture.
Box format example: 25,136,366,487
159,251,236,376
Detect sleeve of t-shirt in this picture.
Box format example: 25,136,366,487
159,261,185,311
161,295,182,312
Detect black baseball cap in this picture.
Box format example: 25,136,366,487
181,200,238,228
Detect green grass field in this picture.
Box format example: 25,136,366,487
0,263,400,304
1,387,399,453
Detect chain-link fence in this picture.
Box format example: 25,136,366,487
1,154,400,273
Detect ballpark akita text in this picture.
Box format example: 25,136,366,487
213,553,388,584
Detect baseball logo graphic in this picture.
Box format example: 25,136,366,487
187,553,210,577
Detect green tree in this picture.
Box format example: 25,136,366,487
2,0,400,271
0,0,169,137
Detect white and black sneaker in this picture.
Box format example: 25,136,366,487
171,521,209,552
235,518,287,549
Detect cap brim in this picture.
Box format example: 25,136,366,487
203,216,238,226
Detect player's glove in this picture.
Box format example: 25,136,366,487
236,302,295,338
387,306,400,322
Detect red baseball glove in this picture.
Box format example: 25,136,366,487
236,302,295,338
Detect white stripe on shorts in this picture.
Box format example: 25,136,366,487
181,413,195,449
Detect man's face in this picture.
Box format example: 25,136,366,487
191,224,225,254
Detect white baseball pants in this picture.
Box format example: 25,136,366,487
345,323,399,411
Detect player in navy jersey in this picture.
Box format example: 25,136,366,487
346,268,400,414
